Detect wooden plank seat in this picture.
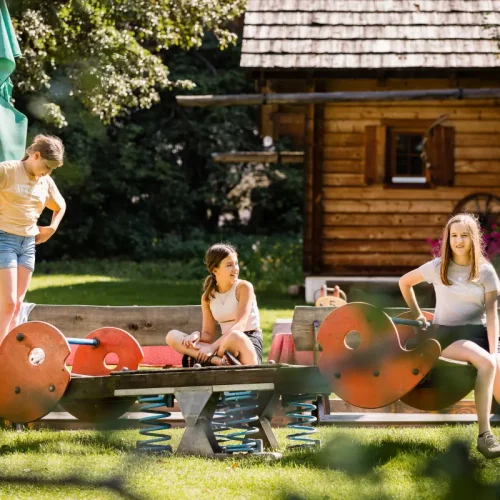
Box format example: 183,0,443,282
61,364,330,456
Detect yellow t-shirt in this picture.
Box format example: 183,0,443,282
0,161,64,237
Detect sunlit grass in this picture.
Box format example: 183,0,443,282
1,426,500,499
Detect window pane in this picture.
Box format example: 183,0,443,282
394,133,424,177
410,155,423,176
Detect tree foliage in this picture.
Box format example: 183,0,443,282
8,0,246,125
7,0,304,261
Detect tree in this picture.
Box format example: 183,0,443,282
8,0,246,126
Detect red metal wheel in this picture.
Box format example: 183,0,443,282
71,327,144,376
317,303,441,409
0,322,71,423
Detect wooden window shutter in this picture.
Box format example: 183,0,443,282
427,125,455,186
365,125,386,185
365,125,377,184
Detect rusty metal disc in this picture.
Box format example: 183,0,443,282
401,358,477,411
394,311,435,351
71,327,144,376
0,322,71,423
393,311,477,410
61,327,143,422
317,302,441,409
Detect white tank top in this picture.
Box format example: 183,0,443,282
209,280,260,335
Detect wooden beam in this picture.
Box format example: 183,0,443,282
211,151,304,164
312,102,325,274
176,88,500,108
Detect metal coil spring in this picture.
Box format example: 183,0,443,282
283,394,320,449
212,391,262,453
136,394,174,453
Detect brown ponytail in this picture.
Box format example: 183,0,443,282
202,243,237,302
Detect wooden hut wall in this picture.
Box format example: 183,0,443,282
263,77,500,276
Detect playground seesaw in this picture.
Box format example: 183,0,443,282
0,303,479,457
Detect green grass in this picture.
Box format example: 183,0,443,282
1,426,500,499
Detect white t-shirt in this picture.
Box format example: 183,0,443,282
418,258,500,326
0,161,64,236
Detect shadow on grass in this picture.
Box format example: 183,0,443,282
0,430,134,455
278,438,500,500
277,434,443,474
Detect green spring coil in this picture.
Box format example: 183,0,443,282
212,391,262,453
136,394,174,453
283,394,320,449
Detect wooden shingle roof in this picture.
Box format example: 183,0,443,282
241,0,500,69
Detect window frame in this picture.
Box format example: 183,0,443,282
386,127,429,188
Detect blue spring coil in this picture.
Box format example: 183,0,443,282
212,391,262,453
283,394,320,449
136,394,174,453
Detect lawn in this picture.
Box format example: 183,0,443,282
0,267,496,499
1,426,500,499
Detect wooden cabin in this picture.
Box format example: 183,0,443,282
239,0,500,301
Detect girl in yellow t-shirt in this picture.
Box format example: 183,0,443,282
0,135,66,343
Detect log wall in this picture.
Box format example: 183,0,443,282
263,77,500,275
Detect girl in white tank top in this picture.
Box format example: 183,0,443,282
166,243,263,366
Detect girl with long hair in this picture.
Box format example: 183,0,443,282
400,213,500,458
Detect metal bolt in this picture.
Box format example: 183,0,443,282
145,322,152,328
16,333,24,342
48,385,55,392
412,368,420,376
14,387,20,394
334,372,341,379
373,370,380,377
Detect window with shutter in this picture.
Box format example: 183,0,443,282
364,121,455,188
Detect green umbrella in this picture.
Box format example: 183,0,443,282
0,0,27,162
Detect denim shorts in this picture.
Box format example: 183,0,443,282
0,230,36,272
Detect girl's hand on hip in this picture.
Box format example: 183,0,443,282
35,226,55,244
182,331,200,348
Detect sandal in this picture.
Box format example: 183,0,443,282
222,350,241,366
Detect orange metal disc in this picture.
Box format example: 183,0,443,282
0,322,71,423
317,303,441,409
71,327,144,376
394,311,435,350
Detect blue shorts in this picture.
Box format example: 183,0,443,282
0,230,36,272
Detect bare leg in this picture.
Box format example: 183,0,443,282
442,340,496,434
493,354,500,405
216,330,259,365
166,330,223,364
7,265,33,333
0,268,17,343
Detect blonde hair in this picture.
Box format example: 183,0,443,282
439,212,486,285
202,243,237,302
22,135,65,163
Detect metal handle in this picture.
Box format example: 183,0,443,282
68,338,99,346
391,317,432,329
